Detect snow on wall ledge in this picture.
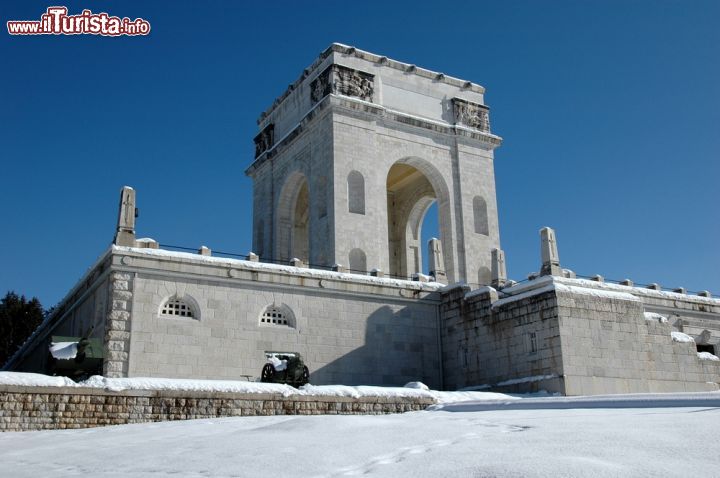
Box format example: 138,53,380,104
474,275,720,311
113,246,445,292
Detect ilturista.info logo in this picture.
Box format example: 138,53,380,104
7,6,151,36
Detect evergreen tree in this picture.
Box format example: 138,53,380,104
0,291,45,367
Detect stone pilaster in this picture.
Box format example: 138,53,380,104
103,271,133,377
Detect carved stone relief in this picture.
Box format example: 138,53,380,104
311,65,374,104
253,123,274,158
452,98,490,132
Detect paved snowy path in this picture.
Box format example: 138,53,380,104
2,396,719,477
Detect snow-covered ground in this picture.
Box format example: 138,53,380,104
1,392,719,477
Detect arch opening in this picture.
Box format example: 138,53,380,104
387,162,446,279
276,172,310,263
348,248,367,273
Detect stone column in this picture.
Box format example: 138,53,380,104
428,238,447,283
491,248,507,289
103,271,134,377
114,186,137,247
539,227,562,276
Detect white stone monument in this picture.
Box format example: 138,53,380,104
246,44,503,284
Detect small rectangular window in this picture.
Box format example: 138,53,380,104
529,332,538,354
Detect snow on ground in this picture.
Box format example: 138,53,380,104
1,392,719,477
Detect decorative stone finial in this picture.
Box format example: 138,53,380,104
428,238,447,283
114,186,136,247
491,248,507,289
134,238,158,249
562,269,576,279
539,227,561,276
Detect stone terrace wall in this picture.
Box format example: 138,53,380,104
556,290,720,395
0,385,434,432
440,285,565,394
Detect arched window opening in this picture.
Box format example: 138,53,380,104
420,202,439,274
160,296,197,319
473,196,489,236
349,248,367,273
259,304,296,328
478,266,491,287
347,171,366,215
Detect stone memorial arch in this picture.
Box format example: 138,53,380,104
246,44,503,284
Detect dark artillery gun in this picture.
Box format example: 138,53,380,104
47,335,103,381
260,351,310,387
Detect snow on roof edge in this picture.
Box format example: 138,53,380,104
496,275,720,307
113,246,445,292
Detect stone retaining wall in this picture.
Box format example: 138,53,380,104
0,385,435,432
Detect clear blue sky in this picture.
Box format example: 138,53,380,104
2,0,718,307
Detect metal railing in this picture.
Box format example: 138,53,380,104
158,243,424,282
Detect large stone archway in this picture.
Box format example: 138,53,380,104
276,171,310,263
386,158,454,280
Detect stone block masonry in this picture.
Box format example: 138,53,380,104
441,285,566,393
104,271,134,377
441,275,720,395
0,385,435,432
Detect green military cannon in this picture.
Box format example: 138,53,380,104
47,336,103,381
260,351,310,387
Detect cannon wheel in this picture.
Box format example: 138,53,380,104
300,365,309,386
261,363,276,382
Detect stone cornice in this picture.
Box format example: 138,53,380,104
110,247,444,303
257,43,486,125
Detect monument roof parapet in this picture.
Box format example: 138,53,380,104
257,43,487,125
